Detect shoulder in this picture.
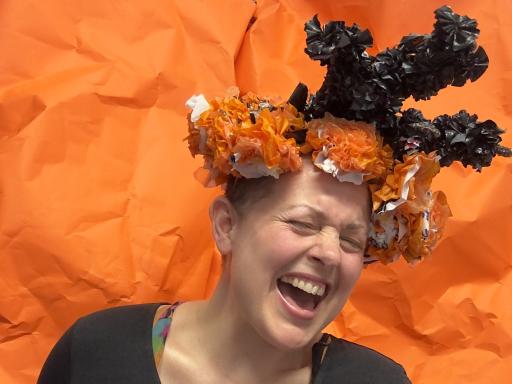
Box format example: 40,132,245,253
327,336,404,367
39,303,165,384
70,302,164,361
74,302,163,334
317,335,411,384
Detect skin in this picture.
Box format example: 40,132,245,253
158,160,370,384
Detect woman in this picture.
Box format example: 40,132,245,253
38,6,510,383
158,161,383,382
38,158,411,383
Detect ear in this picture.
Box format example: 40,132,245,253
209,197,238,256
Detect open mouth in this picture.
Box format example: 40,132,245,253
276,275,328,314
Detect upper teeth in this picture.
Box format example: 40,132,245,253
280,276,326,296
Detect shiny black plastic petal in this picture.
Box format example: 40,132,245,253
433,111,510,171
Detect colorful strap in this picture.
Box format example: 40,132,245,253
152,302,180,369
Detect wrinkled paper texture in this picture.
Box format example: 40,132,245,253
0,1,511,383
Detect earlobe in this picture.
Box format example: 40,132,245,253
209,197,237,256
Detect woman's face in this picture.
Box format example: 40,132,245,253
221,160,370,350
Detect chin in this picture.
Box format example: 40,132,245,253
263,322,319,350
258,307,326,351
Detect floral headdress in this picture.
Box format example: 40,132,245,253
186,6,511,265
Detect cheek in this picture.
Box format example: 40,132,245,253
230,226,304,282
325,257,363,318
255,227,308,269
338,256,363,291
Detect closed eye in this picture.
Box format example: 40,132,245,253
284,217,366,252
340,237,365,253
287,220,317,233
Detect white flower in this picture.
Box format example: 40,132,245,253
185,94,210,122
314,147,365,185
231,158,280,179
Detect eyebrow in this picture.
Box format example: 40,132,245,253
284,204,369,233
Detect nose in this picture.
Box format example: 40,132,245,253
308,227,341,266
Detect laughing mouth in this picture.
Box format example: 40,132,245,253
277,275,329,312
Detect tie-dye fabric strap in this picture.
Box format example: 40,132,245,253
152,302,180,369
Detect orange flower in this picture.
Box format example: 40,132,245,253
367,188,452,264
186,92,304,186
372,152,441,211
305,114,393,182
403,190,451,262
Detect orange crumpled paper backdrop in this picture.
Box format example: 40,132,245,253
1,1,511,383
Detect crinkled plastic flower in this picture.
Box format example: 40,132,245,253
371,152,440,211
305,114,394,185
187,90,304,186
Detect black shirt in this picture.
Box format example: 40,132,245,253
38,303,411,383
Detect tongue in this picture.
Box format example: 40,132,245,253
278,280,316,311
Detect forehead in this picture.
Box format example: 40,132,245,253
248,161,370,225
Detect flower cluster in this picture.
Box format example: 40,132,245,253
187,90,304,186
188,96,452,264
367,153,451,264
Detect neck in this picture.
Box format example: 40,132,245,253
186,272,317,383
